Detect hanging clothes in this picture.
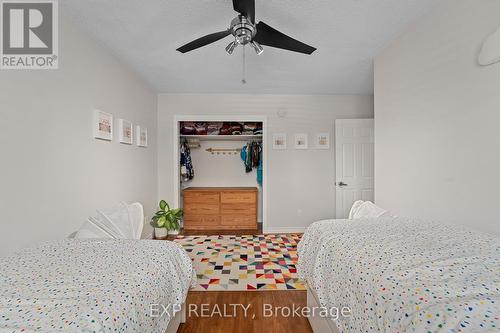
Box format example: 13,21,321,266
245,143,253,172
251,141,261,168
240,141,263,186
240,143,252,173
180,140,194,182
257,159,263,186
240,145,248,169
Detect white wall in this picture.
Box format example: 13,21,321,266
374,0,500,234
0,17,158,255
158,94,373,232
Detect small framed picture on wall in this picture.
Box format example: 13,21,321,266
136,125,148,147
273,133,286,150
118,119,133,145
272,133,287,150
93,109,113,141
316,133,330,149
294,133,308,150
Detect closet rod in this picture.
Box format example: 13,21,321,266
206,148,242,153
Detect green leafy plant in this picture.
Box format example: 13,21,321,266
150,200,183,231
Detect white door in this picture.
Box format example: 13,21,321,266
335,119,374,218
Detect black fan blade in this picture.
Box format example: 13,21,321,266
254,22,316,55
177,30,231,53
233,0,255,23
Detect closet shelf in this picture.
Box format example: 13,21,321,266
180,135,263,141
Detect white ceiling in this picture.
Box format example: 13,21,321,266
60,0,437,94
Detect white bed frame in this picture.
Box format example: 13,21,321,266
165,302,186,333
307,285,340,333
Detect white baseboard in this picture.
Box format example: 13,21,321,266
263,227,307,234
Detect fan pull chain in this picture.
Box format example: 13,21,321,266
242,44,247,84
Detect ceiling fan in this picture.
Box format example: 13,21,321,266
176,0,316,55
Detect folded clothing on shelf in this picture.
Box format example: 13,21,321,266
207,122,222,135
180,121,196,135
219,122,231,135
254,124,263,135
194,122,207,135
229,122,243,135
181,121,262,136
242,122,257,135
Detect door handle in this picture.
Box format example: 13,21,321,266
337,181,348,187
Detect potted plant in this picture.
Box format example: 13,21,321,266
151,200,183,238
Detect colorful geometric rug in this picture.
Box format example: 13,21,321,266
174,234,306,291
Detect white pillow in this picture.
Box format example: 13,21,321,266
348,200,365,219
75,202,145,240
97,202,144,239
96,203,130,239
74,218,115,239
126,202,144,239
89,215,122,238
352,201,388,219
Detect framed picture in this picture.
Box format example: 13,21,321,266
272,133,287,150
118,119,133,145
316,133,330,149
93,110,113,141
136,125,148,147
294,133,308,150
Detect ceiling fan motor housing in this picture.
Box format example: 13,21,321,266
230,16,256,45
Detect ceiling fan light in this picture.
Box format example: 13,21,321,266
225,41,238,54
251,41,264,55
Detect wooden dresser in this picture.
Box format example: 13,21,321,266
182,187,258,230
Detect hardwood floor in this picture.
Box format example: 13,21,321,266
178,291,312,333
173,225,312,333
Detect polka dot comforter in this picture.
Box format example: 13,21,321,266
298,217,500,333
0,239,194,332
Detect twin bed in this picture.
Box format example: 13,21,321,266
1,210,499,332
298,216,500,333
0,239,193,333
0,202,195,332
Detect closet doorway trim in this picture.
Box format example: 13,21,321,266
172,115,268,229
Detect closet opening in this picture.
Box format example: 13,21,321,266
173,115,268,232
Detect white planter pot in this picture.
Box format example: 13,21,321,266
154,227,168,239
168,229,180,236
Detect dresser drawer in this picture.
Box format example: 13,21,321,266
221,191,256,204
221,215,256,227
184,191,220,204
184,215,220,228
221,203,256,215
182,187,258,230
184,204,219,215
